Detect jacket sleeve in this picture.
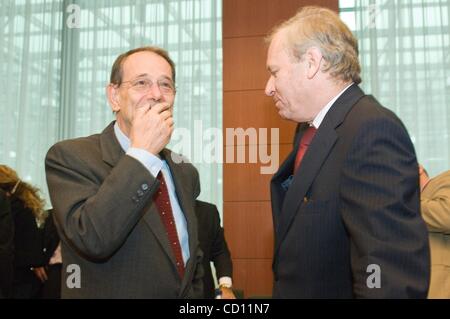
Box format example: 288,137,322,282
421,175,450,234
340,116,430,298
45,142,160,261
42,212,61,263
210,208,233,278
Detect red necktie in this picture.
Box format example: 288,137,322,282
294,126,317,174
154,172,185,278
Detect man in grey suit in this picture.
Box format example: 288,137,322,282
265,6,430,298
45,46,203,298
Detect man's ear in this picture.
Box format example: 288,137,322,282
304,47,323,79
106,84,121,112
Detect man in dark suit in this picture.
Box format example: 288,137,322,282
265,6,430,298
45,46,203,298
0,189,14,298
32,210,62,299
195,200,234,299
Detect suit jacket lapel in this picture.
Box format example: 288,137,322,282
270,147,296,232
275,125,337,251
274,84,366,254
100,121,125,167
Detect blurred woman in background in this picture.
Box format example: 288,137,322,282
0,165,47,298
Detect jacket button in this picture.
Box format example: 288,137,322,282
141,183,149,191
137,189,144,197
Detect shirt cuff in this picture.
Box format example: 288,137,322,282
126,148,163,178
218,276,233,287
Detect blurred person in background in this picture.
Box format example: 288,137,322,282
0,165,47,299
195,200,235,299
419,165,450,298
0,188,14,298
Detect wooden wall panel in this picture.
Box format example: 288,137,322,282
233,259,273,298
223,201,274,258
223,0,339,38
223,37,268,91
223,90,297,145
223,144,291,202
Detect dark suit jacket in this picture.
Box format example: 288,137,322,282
271,84,430,298
45,121,204,298
0,189,14,298
195,200,232,298
10,198,43,270
0,196,44,299
40,211,60,265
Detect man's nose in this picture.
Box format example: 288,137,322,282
146,82,163,100
265,77,275,97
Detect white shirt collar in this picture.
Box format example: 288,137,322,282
311,82,354,128
113,121,130,152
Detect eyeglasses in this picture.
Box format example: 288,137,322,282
120,77,176,95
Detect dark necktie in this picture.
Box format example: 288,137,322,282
153,172,185,278
294,126,317,174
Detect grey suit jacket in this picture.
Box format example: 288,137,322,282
45,121,203,298
271,85,430,298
